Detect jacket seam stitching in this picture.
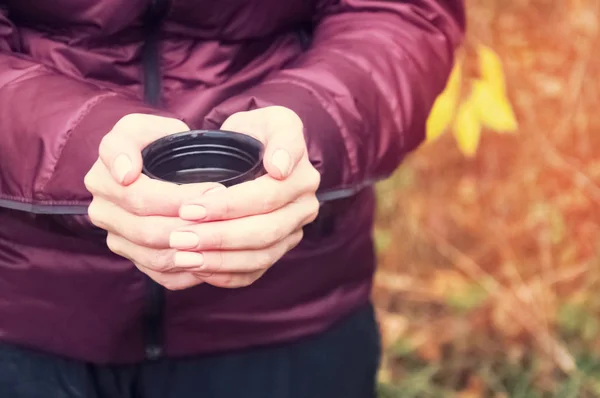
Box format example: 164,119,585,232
36,93,118,196
0,193,89,206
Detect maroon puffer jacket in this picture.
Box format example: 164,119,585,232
0,0,464,363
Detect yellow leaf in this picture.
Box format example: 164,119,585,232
426,61,462,142
453,98,481,157
426,92,457,142
472,79,518,133
477,44,507,94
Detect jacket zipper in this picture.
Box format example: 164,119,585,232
142,0,169,361
143,0,169,106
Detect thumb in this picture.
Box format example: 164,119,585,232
263,131,306,180
221,107,306,180
99,114,189,186
261,107,306,179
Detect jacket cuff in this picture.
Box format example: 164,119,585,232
203,82,346,191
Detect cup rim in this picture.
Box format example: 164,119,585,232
141,129,264,186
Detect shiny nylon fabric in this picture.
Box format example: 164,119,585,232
0,0,465,363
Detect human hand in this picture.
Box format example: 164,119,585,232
84,114,222,290
169,106,321,288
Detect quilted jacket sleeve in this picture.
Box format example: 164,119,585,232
0,9,177,214
205,0,465,192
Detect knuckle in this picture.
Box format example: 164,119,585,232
213,251,226,272
83,170,96,193
260,225,284,246
126,194,149,216
247,272,263,286
214,272,260,289
261,194,278,213
213,274,236,289
312,169,321,189
255,251,275,271
290,229,304,249
235,274,257,288
306,197,320,223
87,200,104,228
145,250,173,272
84,167,107,197
136,226,162,248
311,196,320,214
305,212,318,225
159,277,181,292
153,273,191,292
307,167,321,192
219,194,233,218
228,277,247,289
87,199,99,220
98,134,110,156
271,224,287,242
209,228,226,250
113,186,129,207
105,234,121,255
98,133,118,161
204,251,225,272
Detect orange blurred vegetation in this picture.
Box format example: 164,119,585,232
373,0,600,396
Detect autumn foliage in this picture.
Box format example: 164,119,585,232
374,0,600,396
427,44,518,156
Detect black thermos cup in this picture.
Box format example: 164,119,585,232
141,130,265,186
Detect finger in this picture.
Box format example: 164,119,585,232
142,267,204,291
261,107,306,180
221,107,306,179
89,198,190,248
106,233,203,291
99,114,189,185
220,110,266,141
106,233,177,272
179,160,320,222
170,194,319,251
173,229,303,274
85,161,223,217
200,270,265,289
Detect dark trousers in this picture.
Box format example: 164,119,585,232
0,304,380,398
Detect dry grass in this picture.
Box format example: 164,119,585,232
373,0,600,395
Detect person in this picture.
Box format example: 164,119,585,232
0,0,464,397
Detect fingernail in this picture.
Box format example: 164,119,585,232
194,272,213,278
113,154,132,184
180,205,207,220
174,251,204,267
271,149,291,177
169,232,200,249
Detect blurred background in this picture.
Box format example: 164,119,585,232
373,0,600,396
